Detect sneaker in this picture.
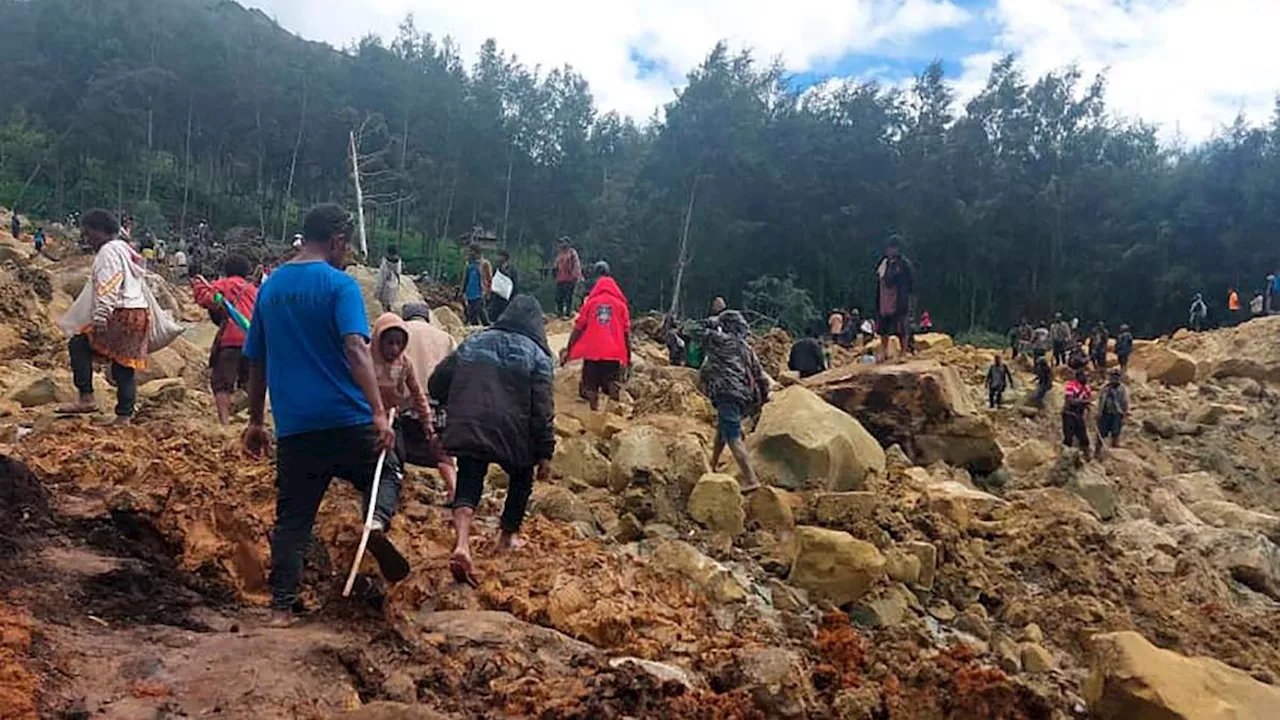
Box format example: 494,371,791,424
367,530,410,583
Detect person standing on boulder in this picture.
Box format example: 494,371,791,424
1062,369,1094,459
563,262,631,412
460,244,492,327
1115,324,1134,372
1227,287,1241,326
1094,369,1129,457
192,253,258,425
873,236,914,363
553,237,582,319
429,295,555,588
1189,293,1208,331
985,355,1014,409
1049,313,1071,367
375,245,402,313
700,310,769,492
241,203,406,628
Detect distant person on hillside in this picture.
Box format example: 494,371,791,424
489,249,518,320
192,253,258,425
563,262,631,412
1227,287,1241,325
827,309,845,345
170,247,188,280
33,227,45,256
1032,322,1051,357
985,355,1014,409
429,295,555,588
873,236,914,363
1266,274,1276,315
460,244,492,326
919,309,934,333
1067,340,1089,372
701,310,769,492
1250,291,1264,317
1033,350,1053,409
1089,322,1109,371
788,324,828,379
56,209,150,425
1095,369,1129,457
838,308,860,347
375,245,402,313
9,212,20,241
1189,293,1208,331
242,203,407,628
1115,324,1134,372
553,237,582,319
1062,369,1094,459
1049,313,1071,367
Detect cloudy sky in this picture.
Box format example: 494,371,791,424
246,0,1280,143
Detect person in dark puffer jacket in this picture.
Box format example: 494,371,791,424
429,295,555,587
700,310,770,492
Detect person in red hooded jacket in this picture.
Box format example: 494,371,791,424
192,253,258,424
562,262,631,411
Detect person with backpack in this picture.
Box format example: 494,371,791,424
1189,293,1208,331
192,254,259,425
1115,324,1134,371
1095,369,1130,457
700,310,770,492
1062,370,1094,459
985,355,1014,409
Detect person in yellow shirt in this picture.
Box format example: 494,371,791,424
1227,287,1240,325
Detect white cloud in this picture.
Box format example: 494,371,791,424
959,0,1280,142
246,0,970,119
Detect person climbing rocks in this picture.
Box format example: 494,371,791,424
429,294,555,588
1115,324,1134,372
985,355,1014,409
1062,369,1094,459
400,302,459,500
375,245,402,313
1049,313,1071,367
553,237,582,319
192,253,259,425
1095,369,1129,457
1033,349,1053,409
9,211,20,241
1189,293,1208,331
32,227,45,256
1227,287,1241,326
489,248,518,320
241,203,406,628
827,309,845,345
372,312,456,504
873,236,914,363
1089,322,1109,371
56,210,150,425
788,323,828,379
700,310,770,492
563,262,632,412
460,243,492,327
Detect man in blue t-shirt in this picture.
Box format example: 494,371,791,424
459,243,492,326
242,203,408,628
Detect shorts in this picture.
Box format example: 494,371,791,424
715,400,744,442
580,360,622,399
395,415,449,468
210,346,248,393
878,314,904,337
1097,412,1123,439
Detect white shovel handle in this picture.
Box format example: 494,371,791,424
342,408,397,598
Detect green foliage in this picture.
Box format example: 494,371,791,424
743,275,818,333
954,330,1009,351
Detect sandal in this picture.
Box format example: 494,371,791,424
449,553,480,589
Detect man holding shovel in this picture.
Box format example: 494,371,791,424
241,203,407,628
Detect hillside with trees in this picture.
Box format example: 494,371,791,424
1,0,1277,333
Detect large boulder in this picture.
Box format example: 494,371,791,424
1128,343,1198,386
529,484,596,526
1161,471,1228,505
687,474,746,537
650,539,748,603
347,264,426,322
1171,525,1280,599
923,480,1007,528
553,437,611,487
808,360,1003,473
1189,501,1280,543
749,386,885,491
8,375,58,407
1085,630,1280,720
608,425,672,491
787,526,886,605
1069,468,1119,521
912,333,953,351
1005,439,1055,474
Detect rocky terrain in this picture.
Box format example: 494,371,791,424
2,207,1279,719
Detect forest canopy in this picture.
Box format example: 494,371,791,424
1,0,1278,334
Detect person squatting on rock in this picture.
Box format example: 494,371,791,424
788,323,828,379
700,310,770,492
429,295,556,588
985,354,1014,409
1033,350,1053,409
1114,324,1134,372
372,312,457,504
1095,369,1130,457
192,254,258,425
460,243,493,326
375,245,402,314
873,236,914,363
1062,369,1094,459
563,262,631,412
57,209,151,424
1049,313,1071,367
241,204,407,628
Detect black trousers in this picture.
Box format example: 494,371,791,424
69,334,136,417
988,387,1005,408
555,282,576,318
1062,412,1089,450
1052,341,1066,366
465,297,490,326
452,456,534,535
269,424,402,611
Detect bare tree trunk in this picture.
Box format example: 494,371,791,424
397,105,409,246
501,145,513,241
349,130,368,259
668,175,700,318
10,162,43,211
143,102,154,203
179,95,193,236
280,77,308,245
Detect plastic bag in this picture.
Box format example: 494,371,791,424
491,270,514,300
143,278,185,352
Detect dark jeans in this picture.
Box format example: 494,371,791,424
465,297,490,326
1052,341,1066,366
1118,353,1131,371
488,294,510,322
1062,412,1089,450
988,387,1005,408
452,456,534,535
1097,412,1124,441
69,334,136,417
555,281,576,318
1034,381,1051,408
269,424,402,611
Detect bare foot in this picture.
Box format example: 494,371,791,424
449,550,479,588
267,609,295,629
496,532,527,552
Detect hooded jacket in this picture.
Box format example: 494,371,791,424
371,313,432,421
429,295,555,467
193,275,257,349
568,276,631,365
700,311,769,409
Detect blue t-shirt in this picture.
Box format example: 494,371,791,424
464,261,482,301
242,261,373,437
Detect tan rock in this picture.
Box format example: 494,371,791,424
787,526,886,606
746,487,796,533
1129,344,1198,386
8,375,57,407
135,346,187,385
1150,488,1202,526
883,549,922,587
1005,439,1055,473
735,647,815,718
1170,525,1280,599
138,378,186,404
924,480,1007,527
901,541,938,590
749,385,885,491
1085,630,1280,720
1189,500,1280,543
529,484,595,526
651,539,748,603
687,474,746,537
1021,643,1056,673
992,634,1021,673
812,491,877,528
1069,469,1119,521
1162,471,1227,505
608,425,672,491
669,433,710,496
912,332,953,351
853,582,919,627
553,437,610,487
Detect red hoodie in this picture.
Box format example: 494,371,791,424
193,276,257,348
568,276,631,365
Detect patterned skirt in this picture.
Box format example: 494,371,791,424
88,308,150,370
